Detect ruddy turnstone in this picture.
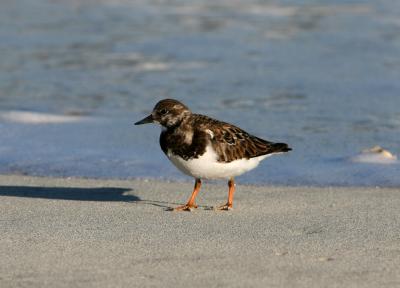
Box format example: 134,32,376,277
135,99,291,211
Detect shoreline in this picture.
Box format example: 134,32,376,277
1,173,399,189
1,175,400,287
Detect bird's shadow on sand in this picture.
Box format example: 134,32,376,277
0,185,139,202
0,185,185,210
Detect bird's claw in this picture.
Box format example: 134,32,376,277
172,204,198,212
215,203,233,211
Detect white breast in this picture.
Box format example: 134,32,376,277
166,145,269,179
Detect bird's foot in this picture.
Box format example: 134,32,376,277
172,204,198,212
215,203,233,211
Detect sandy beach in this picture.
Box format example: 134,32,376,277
1,175,399,287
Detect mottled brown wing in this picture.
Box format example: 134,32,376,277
193,115,291,163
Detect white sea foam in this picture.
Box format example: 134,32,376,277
245,4,297,17
135,61,206,72
0,111,86,124
135,62,170,72
351,146,398,164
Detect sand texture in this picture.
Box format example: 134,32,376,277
1,175,400,287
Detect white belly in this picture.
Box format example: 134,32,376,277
166,145,269,179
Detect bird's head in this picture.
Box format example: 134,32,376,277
134,99,191,128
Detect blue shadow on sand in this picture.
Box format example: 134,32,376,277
0,186,139,202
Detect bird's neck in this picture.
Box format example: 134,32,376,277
164,117,194,145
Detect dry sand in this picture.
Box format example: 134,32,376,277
1,175,399,287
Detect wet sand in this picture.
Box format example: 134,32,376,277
1,175,399,287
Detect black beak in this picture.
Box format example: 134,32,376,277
134,114,154,125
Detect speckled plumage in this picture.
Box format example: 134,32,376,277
160,113,291,163
147,99,291,163
135,99,292,210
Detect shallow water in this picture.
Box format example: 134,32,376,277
0,0,399,186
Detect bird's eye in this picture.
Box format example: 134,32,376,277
159,108,168,115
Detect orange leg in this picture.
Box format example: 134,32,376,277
217,177,235,211
174,178,202,211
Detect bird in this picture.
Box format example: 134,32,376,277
135,99,291,211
